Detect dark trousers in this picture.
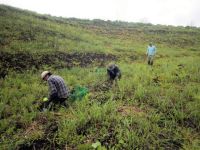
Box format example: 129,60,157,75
147,55,154,65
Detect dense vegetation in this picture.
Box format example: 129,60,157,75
0,5,200,149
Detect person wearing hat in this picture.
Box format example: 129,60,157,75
146,43,156,65
41,71,69,110
107,63,121,85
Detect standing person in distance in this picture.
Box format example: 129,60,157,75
146,43,156,65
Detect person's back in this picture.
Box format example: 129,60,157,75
107,64,121,80
47,75,69,99
147,45,156,56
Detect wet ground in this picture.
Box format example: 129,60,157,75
18,114,64,150
0,51,117,78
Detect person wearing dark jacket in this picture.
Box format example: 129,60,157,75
41,71,69,110
107,63,121,84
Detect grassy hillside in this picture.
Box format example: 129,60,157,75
0,5,200,149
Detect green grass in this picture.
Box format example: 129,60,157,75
1,56,200,149
0,4,200,150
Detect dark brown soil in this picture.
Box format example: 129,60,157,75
178,117,200,132
0,51,117,78
158,132,184,150
18,118,64,150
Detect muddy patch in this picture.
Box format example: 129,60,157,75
18,114,64,150
158,131,184,150
0,51,117,78
117,106,145,117
177,117,200,132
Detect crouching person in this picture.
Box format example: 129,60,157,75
107,63,121,86
41,71,69,110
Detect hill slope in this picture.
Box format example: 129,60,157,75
1,4,200,53
0,5,200,150
1,5,200,77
